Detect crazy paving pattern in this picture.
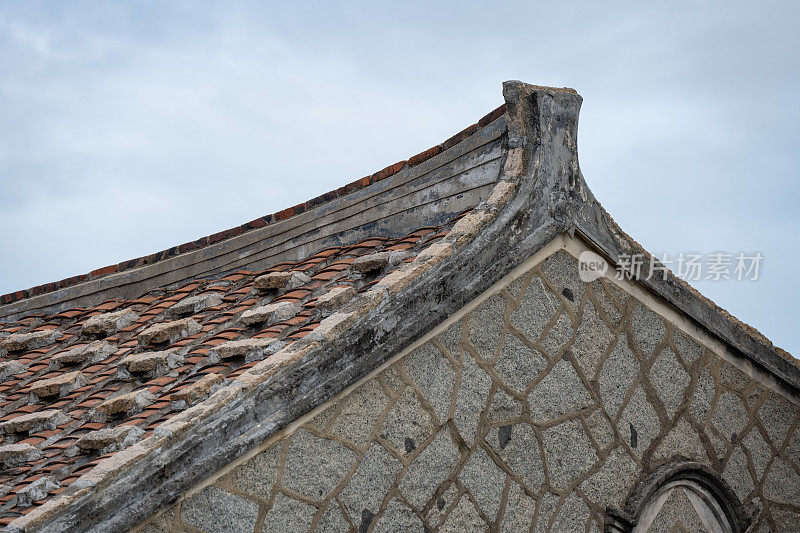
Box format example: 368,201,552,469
0,211,471,527
146,251,800,532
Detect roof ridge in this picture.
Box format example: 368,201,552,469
3,81,796,533
0,104,507,308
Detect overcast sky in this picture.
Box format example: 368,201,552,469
1,1,798,354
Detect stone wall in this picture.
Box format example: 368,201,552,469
139,249,800,532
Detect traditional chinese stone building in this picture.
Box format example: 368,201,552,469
0,82,798,532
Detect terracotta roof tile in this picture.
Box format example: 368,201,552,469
0,205,469,520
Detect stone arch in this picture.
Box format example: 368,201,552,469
605,460,758,533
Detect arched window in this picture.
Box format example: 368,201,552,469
605,461,758,533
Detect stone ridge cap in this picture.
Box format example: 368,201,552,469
0,103,508,309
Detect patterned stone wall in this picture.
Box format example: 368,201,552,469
140,250,800,532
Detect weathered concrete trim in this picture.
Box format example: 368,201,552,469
0,119,505,321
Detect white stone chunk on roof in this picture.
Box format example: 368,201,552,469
16,477,59,508
138,318,201,347
315,286,356,310
210,338,285,363
29,371,85,398
76,425,144,452
82,309,139,336
53,341,116,366
0,410,71,434
95,390,156,417
170,373,224,405
0,443,42,467
0,329,61,352
351,251,393,273
254,271,311,291
240,301,299,326
168,293,223,317
119,350,184,374
0,360,25,380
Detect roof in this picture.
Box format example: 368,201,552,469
0,106,506,312
0,212,469,527
0,81,796,532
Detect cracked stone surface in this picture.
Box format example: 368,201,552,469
541,419,598,490
338,443,401,519
712,392,749,442
146,249,800,532
181,486,259,533
618,385,661,457
572,299,614,376
330,380,388,448
379,388,434,457
399,428,461,509
598,337,639,417
494,332,546,395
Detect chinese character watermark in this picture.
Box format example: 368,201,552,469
577,251,763,283
613,252,763,282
